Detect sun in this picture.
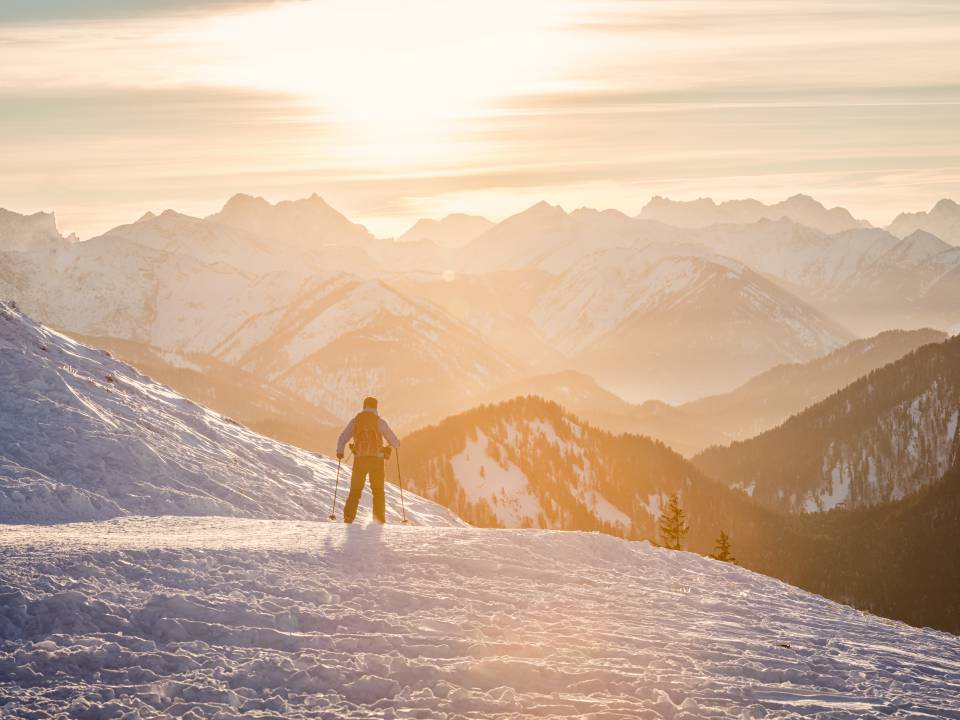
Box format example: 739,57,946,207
180,0,564,168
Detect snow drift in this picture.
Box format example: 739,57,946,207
0,300,459,526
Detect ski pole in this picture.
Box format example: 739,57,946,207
395,448,409,524
328,458,342,521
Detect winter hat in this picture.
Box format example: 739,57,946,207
363,396,378,410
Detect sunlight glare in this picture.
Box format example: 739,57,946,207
180,0,565,167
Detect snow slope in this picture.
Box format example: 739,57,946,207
0,300,458,526
2,517,958,720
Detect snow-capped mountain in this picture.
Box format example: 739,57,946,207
630,328,947,456
398,212,493,247
409,218,856,403
0,208,76,251
0,301,458,526
0,206,524,431
888,198,960,245
393,268,563,371
690,220,960,334
531,245,853,402
640,194,870,234
0,217,325,354
208,192,376,249
208,276,523,429
694,334,960,512
456,203,683,273
7,190,960,450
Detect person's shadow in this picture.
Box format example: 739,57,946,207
340,518,386,563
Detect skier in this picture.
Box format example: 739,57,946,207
336,396,400,524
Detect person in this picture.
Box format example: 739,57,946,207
336,396,400,524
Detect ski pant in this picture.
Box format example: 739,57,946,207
343,456,386,524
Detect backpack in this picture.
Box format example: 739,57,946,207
353,411,383,457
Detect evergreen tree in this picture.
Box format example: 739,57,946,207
658,493,689,550
710,530,736,563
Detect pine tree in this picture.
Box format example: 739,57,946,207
710,530,736,563
658,493,689,550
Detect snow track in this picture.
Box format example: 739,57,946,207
2,517,957,719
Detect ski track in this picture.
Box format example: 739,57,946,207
1,517,958,719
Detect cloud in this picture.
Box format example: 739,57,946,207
0,0,292,24
1,0,958,238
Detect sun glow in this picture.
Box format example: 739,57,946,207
177,0,566,167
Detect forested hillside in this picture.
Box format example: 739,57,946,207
694,335,960,511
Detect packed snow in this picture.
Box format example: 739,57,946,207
2,518,959,719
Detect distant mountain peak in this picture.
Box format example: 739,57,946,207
526,200,565,215
888,198,960,244
0,207,66,251
220,192,272,213
209,192,374,246
398,213,493,247
640,194,868,234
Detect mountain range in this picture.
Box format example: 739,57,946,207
3,190,960,441
639,194,870,234
689,220,960,335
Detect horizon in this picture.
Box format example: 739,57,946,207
3,0,959,238
10,189,958,242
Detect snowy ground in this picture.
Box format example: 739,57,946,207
2,517,958,719
0,300,459,528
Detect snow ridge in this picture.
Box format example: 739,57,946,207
0,300,460,526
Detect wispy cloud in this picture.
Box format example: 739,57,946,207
2,0,959,237
0,0,288,24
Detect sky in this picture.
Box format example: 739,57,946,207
2,0,959,239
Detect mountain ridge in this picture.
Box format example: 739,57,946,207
640,194,871,234
693,334,960,512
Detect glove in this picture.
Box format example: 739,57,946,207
382,446,392,460
336,452,344,460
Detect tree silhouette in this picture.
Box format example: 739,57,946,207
658,493,689,550
710,530,736,563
